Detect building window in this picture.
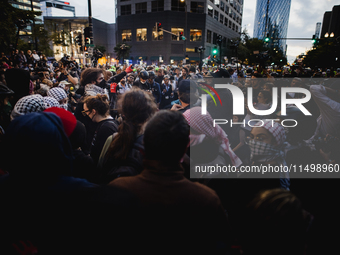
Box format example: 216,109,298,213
171,0,185,12
213,32,217,44
214,0,219,8
171,27,184,41
224,17,228,26
207,29,212,43
229,20,232,28
191,1,204,13
136,28,147,41
220,1,224,11
121,5,131,16
190,29,202,41
236,25,239,33
122,29,131,41
214,10,219,21
152,26,163,40
208,5,213,17
225,6,229,14
136,2,147,14
152,0,164,12
232,23,235,30
220,14,224,24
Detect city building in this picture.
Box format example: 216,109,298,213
315,22,321,39
40,0,76,21
115,0,243,65
253,0,291,56
44,17,116,64
8,0,42,42
321,5,340,39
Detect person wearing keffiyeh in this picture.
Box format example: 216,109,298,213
183,107,242,168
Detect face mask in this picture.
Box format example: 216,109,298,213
248,139,283,163
96,79,107,89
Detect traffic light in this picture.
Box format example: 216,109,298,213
212,47,218,55
75,34,83,47
155,22,162,33
84,27,90,45
84,46,88,51
178,31,186,41
217,35,222,45
264,33,270,42
312,34,316,43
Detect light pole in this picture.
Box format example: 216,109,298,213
180,0,187,61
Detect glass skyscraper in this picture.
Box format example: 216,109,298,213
253,0,291,55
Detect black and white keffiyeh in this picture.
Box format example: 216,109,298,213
11,94,47,120
47,87,67,102
44,96,60,108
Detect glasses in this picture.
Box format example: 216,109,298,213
82,110,91,116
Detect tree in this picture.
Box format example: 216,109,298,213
94,45,106,55
114,43,132,64
0,0,41,53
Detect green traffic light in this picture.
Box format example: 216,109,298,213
312,39,316,43
212,49,217,54
264,37,270,42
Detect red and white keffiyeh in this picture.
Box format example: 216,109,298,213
183,107,242,167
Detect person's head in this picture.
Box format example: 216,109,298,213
80,68,104,87
262,82,273,92
1,112,73,180
10,94,47,120
178,80,198,105
148,71,156,83
120,78,126,85
104,70,113,81
107,89,157,160
83,94,110,122
163,75,170,85
127,73,135,83
47,87,68,109
144,110,189,164
257,90,272,104
290,77,302,87
241,189,311,255
157,69,163,76
189,66,196,74
139,70,149,84
175,67,180,75
249,120,286,162
182,67,188,77
250,74,261,89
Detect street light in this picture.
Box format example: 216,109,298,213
330,32,334,38
180,0,187,61
325,33,329,38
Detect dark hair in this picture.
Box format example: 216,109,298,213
143,110,189,164
189,66,196,73
259,90,272,103
80,68,103,87
178,92,190,104
241,189,311,255
106,89,157,161
182,67,189,73
84,94,110,116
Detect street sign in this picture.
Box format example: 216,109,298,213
86,44,94,47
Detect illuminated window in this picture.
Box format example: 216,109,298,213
136,28,147,41
208,5,213,17
190,29,202,41
171,27,184,41
122,29,131,42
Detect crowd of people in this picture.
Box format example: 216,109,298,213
1,50,340,254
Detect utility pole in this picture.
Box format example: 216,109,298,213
88,0,94,45
30,0,38,50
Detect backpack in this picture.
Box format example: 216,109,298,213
99,135,144,184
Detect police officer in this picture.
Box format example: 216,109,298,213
134,70,161,107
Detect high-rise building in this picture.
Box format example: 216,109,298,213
320,5,340,39
8,0,42,41
40,0,76,21
253,0,291,55
315,22,321,39
115,0,243,65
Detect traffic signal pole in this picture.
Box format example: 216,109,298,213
88,0,94,45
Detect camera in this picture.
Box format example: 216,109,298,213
60,55,75,69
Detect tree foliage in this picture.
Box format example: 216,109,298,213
303,38,340,69
0,0,41,53
114,43,131,63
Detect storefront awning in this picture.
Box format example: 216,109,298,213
150,56,160,60
170,56,184,61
